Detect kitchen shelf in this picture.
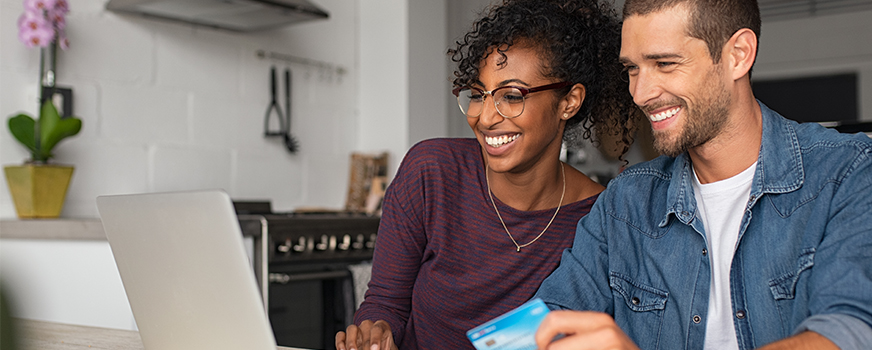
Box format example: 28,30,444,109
0,218,105,241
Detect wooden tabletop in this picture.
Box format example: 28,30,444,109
14,318,311,350
16,318,144,350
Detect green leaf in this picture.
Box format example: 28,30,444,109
8,114,38,154
38,100,61,149
38,101,82,161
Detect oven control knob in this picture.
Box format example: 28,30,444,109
338,234,351,251
352,234,365,250
292,237,307,252
316,235,329,251
277,238,292,254
329,235,337,251
366,234,377,249
269,273,291,284
306,236,315,252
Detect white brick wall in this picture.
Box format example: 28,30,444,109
0,0,456,331
1,0,362,218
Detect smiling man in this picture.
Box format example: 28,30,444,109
532,0,872,349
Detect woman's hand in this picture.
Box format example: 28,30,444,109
335,319,397,350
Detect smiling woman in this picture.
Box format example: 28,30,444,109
335,1,639,349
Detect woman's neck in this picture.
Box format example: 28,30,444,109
486,159,566,212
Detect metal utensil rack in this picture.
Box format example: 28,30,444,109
255,50,346,76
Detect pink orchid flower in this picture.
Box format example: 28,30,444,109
18,9,46,29
24,0,57,13
53,0,68,14
47,8,65,30
57,32,69,50
19,20,55,48
18,0,69,49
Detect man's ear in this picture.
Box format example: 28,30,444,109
726,28,758,81
561,83,586,119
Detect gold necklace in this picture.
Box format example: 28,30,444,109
485,162,565,252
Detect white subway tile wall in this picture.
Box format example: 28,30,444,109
0,0,361,218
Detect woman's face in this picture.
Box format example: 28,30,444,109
467,45,571,174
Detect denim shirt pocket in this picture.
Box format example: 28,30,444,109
610,272,669,347
768,248,815,300
611,272,669,310
767,248,815,334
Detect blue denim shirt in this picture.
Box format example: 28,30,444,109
535,102,872,350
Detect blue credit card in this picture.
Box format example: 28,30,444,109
466,298,550,350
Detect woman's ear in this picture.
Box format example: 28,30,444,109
561,83,586,119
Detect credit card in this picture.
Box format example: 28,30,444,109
466,298,550,350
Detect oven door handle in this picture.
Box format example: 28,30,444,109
269,270,350,284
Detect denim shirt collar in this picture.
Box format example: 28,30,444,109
659,101,804,228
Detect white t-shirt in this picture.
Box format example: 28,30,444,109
693,162,756,350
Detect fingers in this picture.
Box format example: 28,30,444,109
370,320,396,350
369,322,385,350
358,320,374,348
335,330,347,350
336,323,364,350
337,320,396,350
535,310,639,350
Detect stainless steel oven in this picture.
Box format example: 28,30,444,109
237,208,379,350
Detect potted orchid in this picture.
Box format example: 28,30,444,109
4,0,81,218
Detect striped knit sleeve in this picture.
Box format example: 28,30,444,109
353,141,432,344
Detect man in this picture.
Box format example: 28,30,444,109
533,0,872,349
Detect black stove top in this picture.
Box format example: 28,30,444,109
236,209,380,264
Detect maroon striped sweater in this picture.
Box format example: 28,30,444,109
354,138,597,349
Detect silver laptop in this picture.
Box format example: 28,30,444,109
97,190,306,350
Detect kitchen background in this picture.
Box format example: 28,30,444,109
1,0,872,335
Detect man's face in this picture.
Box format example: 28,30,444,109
619,4,731,157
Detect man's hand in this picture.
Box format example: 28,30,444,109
535,310,640,350
756,331,838,350
335,320,397,350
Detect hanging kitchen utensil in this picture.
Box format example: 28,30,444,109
283,68,300,153
263,66,285,137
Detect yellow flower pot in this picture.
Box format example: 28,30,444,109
4,164,74,218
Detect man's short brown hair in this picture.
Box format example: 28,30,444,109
623,0,761,65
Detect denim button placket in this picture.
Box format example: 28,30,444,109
736,310,746,319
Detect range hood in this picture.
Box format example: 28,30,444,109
106,0,329,32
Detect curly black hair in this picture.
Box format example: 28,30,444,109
448,0,640,159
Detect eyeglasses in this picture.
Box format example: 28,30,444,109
452,81,573,118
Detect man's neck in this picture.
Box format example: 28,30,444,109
689,94,762,184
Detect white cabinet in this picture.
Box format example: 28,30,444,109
0,220,135,330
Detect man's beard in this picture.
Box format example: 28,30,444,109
648,67,731,157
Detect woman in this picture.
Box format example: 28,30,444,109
336,0,637,349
